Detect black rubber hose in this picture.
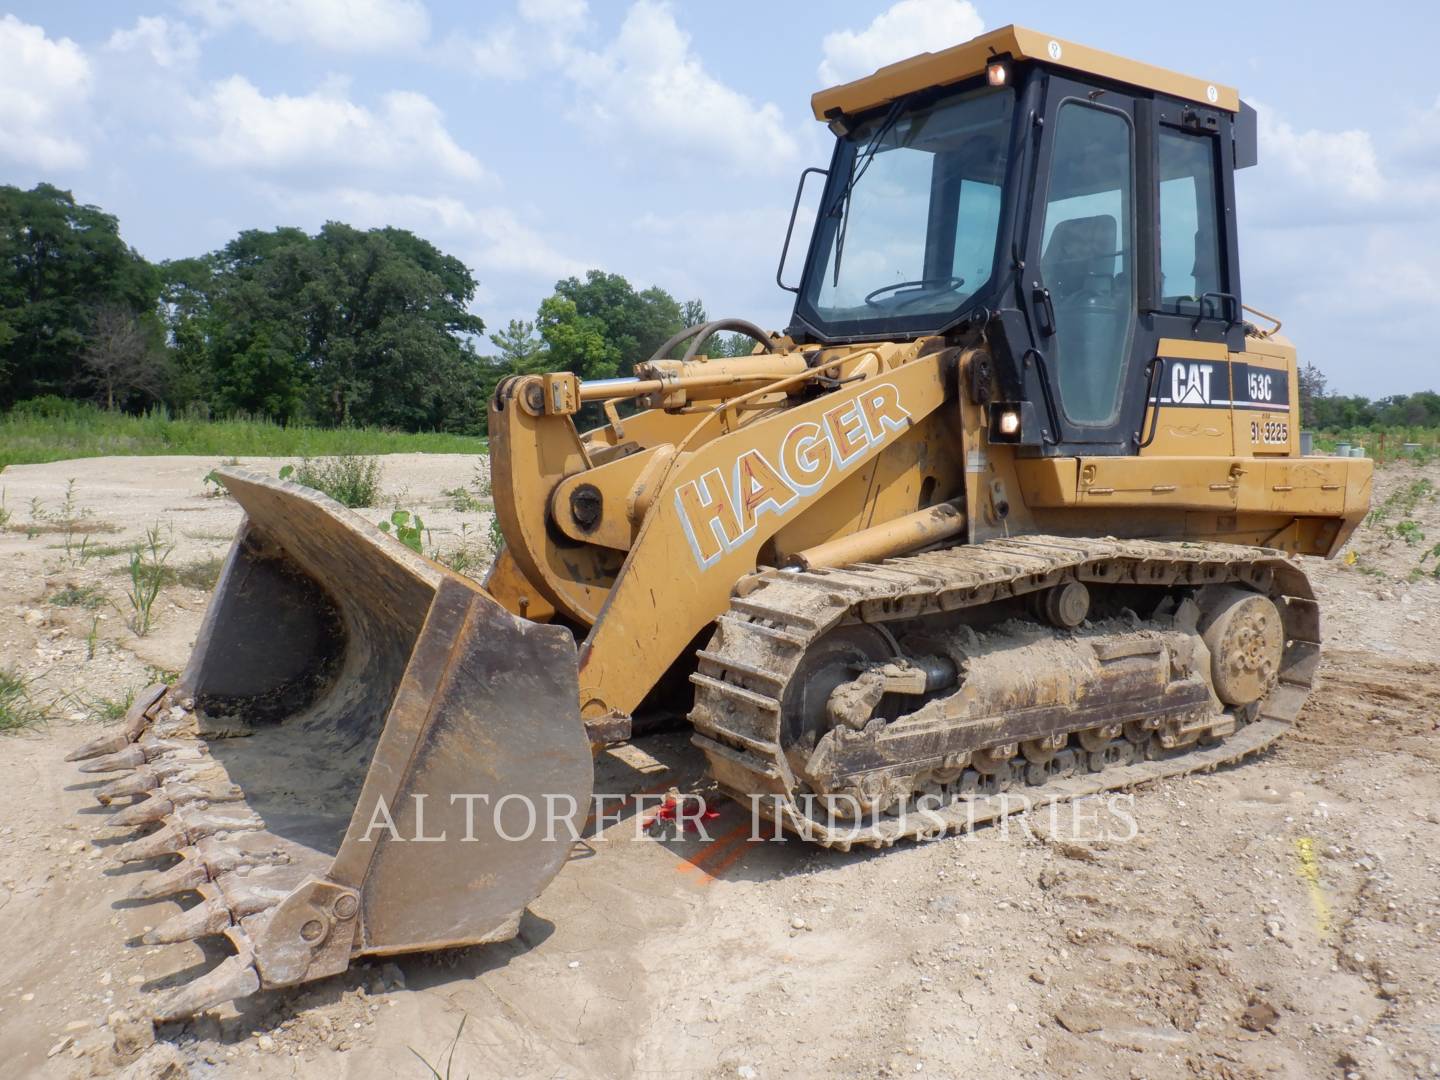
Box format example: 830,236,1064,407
643,319,776,366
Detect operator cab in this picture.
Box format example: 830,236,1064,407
784,25,1258,457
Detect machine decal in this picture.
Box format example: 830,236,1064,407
1151,358,1290,412
675,382,913,569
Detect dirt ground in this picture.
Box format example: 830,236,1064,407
1,453,1438,1080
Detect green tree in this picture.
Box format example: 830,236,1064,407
535,270,686,380
160,223,488,430
0,183,161,407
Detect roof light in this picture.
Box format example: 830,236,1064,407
986,61,1009,87
997,408,1021,436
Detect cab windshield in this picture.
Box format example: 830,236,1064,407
799,85,1015,336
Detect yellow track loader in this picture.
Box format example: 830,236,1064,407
70,25,1371,1020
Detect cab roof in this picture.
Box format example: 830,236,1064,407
810,24,1240,120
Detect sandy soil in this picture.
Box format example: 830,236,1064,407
1,453,1437,1080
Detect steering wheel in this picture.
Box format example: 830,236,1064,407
864,276,965,309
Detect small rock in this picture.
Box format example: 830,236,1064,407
737,1067,758,1080
1055,1007,1102,1034
568,960,581,969
1241,998,1280,1033
23,609,46,627
108,1010,155,1061
47,1036,74,1057
790,916,807,930
257,1034,275,1051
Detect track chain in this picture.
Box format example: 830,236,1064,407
689,536,1319,851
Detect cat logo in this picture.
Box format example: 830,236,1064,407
674,383,913,569
1171,362,1215,406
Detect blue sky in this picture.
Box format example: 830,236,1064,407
2,0,1436,395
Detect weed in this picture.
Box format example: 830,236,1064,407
84,542,135,559
285,456,384,508
442,486,487,513
57,477,89,524
1367,478,1435,525
1394,520,1425,546
175,555,224,591
86,615,101,660
488,513,504,555
433,522,494,578
0,669,48,732
0,488,8,528
202,469,229,498
471,459,492,500
1421,542,1440,578
121,521,174,636
379,509,425,553
58,687,134,723
50,583,106,609
409,1014,468,1080
144,664,182,685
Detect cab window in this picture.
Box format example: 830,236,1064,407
1158,127,1225,312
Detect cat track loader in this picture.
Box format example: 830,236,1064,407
69,25,1371,1020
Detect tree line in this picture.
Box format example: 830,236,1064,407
1,183,749,434
1298,363,1440,431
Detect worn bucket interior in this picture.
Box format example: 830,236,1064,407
182,468,593,952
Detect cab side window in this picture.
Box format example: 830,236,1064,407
1158,128,1225,312
1040,101,1136,427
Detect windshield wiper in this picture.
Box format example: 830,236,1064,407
830,95,910,286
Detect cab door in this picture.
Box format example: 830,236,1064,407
1020,76,1157,452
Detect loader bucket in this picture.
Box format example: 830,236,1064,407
68,468,593,1020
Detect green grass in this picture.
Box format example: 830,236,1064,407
110,553,224,592
1,401,485,470
49,583,107,608
0,669,47,732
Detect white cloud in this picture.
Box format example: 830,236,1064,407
448,0,585,79
566,1,797,172
186,0,429,53
0,14,92,170
184,76,486,181
818,0,983,86
1256,107,1385,206
450,1,797,172
1236,104,1440,393
105,16,202,71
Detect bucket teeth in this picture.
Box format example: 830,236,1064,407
110,797,178,828
113,805,266,863
177,806,264,836
109,782,245,828
143,897,232,944
164,780,244,806
66,729,134,762
96,768,162,804
96,759,217,804
196,832,298,875
113,824,186,864
127,855,208,901
78,746,147,773
150,955,260,1023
